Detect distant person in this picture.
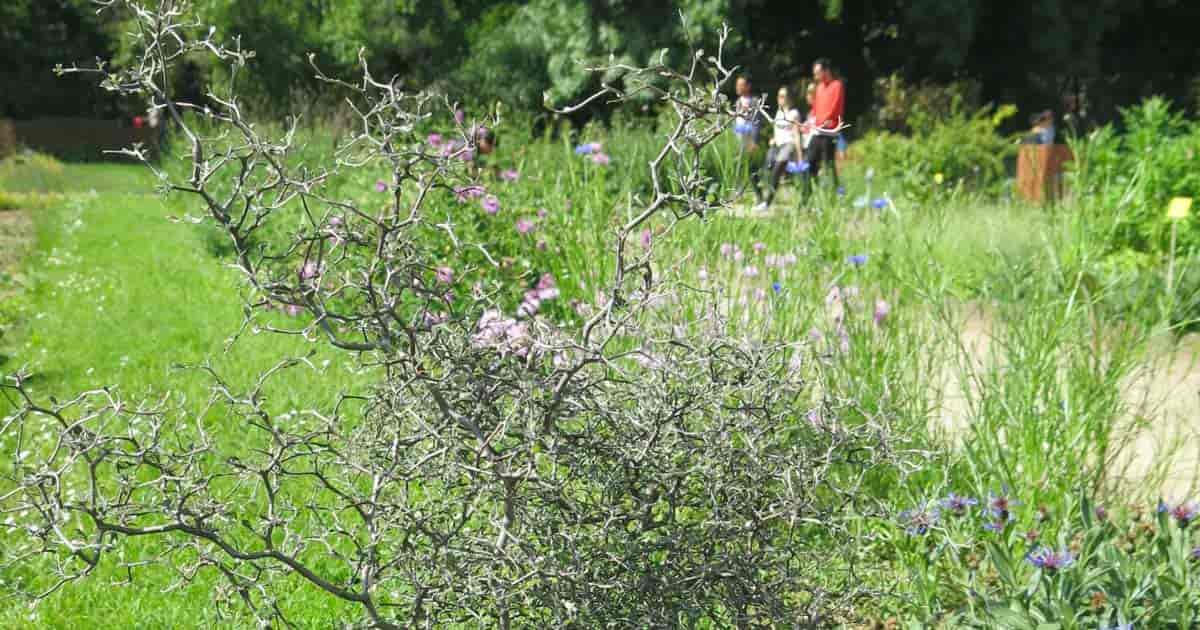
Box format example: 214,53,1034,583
1024,111,1056,145
803,58,845,201
800,83,818,153
752,87,802,212
732,76,761,152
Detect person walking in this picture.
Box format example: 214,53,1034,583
733,76,761,152
802,58,845,201
752,87,801,212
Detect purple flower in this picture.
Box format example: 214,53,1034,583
640,229,652,249
874,299,891,326
753,242,766,253
427,133,443,147
536,273,556,291
284,304,302,317
1026,547,1075,572
983,519,1009,533
719,243,737,259
537,208,548,219
516,218,536,235
574,142,602,155
454,109,465,124
299,261,320,281
501,169,521,182
591,152,611,166
435,266,454,284
454,185,485,202
847,254,868,267
898,505,940,536
1191,546,1200,561
481,194,501,215
785,160,810,174
1094,506,1109,521
753,287,768,302
1169,501,1199,526
988,492,1017,520
772,281,782,293
536,239,547,251
327,215,343,227
939,493,978,516
742,265,760,278
836,185,846,196
375,180,388,193
871,198,888,210
422,311,448,328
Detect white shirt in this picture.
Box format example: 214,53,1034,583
771,108,800,146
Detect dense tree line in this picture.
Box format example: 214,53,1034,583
3,0,1199,128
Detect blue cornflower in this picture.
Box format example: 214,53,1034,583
574,142,601,155
871,197,889,210
772,281,782,294
939,492,979,516
898,504,940,536
847,254,868,267
1026,546,1075,572
836,185,846,196
785,160,810,174
1191,546,1200,561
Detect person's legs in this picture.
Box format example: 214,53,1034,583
804,135,837,199
754,146,780,204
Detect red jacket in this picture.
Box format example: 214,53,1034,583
811,79,845,130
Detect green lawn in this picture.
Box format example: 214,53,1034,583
0,162,364,628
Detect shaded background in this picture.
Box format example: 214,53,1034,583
3,0,1199,133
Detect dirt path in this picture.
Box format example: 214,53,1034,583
933,304,1200,500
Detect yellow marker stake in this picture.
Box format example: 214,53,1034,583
1167,197,1193,220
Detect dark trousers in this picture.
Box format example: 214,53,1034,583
802,134,838,199
753,145,789,205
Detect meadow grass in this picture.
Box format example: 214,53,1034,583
0,125,1187,625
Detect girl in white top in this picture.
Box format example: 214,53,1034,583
753,87,801,210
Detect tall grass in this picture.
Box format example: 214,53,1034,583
0,116,1188,625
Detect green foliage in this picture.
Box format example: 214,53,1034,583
853,99,1018,201
1070,98,1200,255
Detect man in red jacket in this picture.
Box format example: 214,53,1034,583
803,58,844,201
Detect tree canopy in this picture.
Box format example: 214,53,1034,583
3,0,1198,125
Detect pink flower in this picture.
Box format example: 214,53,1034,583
501,169,520,182
753,242,766,253
299,261,320,281
285,304,303,317
455,109,465,124
537,273,556,290
742,265,759,278
375,180,387,193
640,228,652,249
516,218,535,235
454,185,485,202
754,287,768,302
427,133,443,147
537,287,560,300
719,243,736,258
591,152,611,166
874,299,891,326
327,215,343,227
733,249,744,262
537,208,548,219
481,195,501,215
436,266,454,284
